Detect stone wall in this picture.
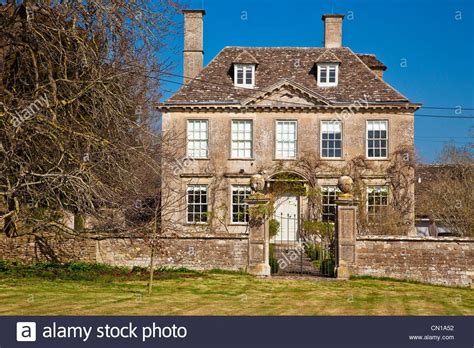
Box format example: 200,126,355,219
0,233,96,263
2,233,473,287
354,236,474,287
0,234,249,272
152,237,248,271
96,236,248,270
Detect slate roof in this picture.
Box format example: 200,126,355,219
315,50,341,63
167,47,409,105
233,50,259,64
356,53,387,71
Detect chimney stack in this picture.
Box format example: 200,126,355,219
183,9,205,83
322,14,344,48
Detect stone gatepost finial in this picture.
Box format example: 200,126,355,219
249,173,266,199
250,174,265,193
337,175,354,203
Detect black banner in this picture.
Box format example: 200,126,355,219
1,316,472,347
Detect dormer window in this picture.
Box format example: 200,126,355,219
234,64,255,88
317,63,338,87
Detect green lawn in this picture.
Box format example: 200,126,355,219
0,271,472,315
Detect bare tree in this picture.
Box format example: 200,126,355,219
437,142,473,165
0,1,182,238
416,144,474,237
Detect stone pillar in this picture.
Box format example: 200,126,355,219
335,176,357,279
246,194,271,276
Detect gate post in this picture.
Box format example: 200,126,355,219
246,174,271,276
246,195,271,276
335,176,357,279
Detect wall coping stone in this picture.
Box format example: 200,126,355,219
357,235,474,243
159,234,249,240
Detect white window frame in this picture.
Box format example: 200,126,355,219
320,120,343,159
187,119,208,159
366,120,389,159
275,120,298,159
366,186,389,219
230,185,252,224
231,120,253,159
234,64,255,88
186,184,208,224
317,63,339,87
321,186,341,223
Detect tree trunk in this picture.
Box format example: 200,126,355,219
147,241,155,295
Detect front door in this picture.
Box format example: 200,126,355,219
273,195,299,242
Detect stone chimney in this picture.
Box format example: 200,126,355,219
322,14,344,48
183,9,205,83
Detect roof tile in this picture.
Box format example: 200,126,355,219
233,50,259,64
167,47,408,104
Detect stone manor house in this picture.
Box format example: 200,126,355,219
158,10,421,270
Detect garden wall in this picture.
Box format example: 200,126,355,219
96,236,248,270
0,234,249,271
0,233,96,263
2,233,473,287
354,236,474,287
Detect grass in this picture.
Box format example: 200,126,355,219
0,262,472,316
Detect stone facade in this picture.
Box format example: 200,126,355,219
161,109,416,235
354,236,474,287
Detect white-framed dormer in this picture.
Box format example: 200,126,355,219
317,63,339,87
234,64,255,88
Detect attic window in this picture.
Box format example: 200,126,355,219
234,64,255,88
317,64,338,87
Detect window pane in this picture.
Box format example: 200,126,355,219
276,121,297,158
237,67,243,84
367,121,388,158
321,121,342,158
231,185,251,223
319,65,338,85
322,186,340,222
245,68,252,84
367,186,389,221
231,120,253,158
235,65,254,86
329,68,336,82
187,120,208,158
320,67,327,82
187,185,208,223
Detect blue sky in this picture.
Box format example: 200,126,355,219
161,0,474,163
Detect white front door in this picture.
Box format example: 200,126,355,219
273,195,299,242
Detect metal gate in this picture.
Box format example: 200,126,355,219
272,212,299,244
269,214,335,277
